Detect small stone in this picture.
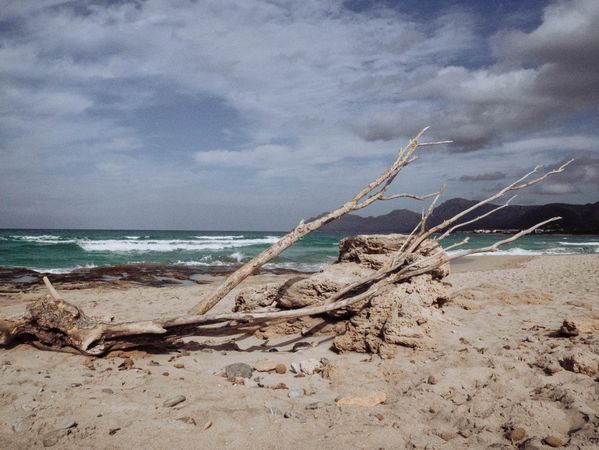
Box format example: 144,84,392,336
439,431,457,441
371,412,384,421
202,420,212,430
108,428,121,435
543,436,563,447
272,382,288,390
162,371,169,376
427,375,437,385
525,336,538,343
163,395,186,407
118,358,134,370
254,360,278,372
224,363,253,379
336,391,386,407
173,363,185,369
292,342,311,352
299,359,321,375
559,320,579,337
288,389,304,398
510,427,526,442
149,360,160,366
275,364,287,374
102,388,114,394
290,362,301,374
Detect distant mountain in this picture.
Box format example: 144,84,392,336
314,199,599,234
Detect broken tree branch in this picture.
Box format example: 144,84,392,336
0,127,573,356
190,127,437,315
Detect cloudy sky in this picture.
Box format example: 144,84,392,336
1,0,598,230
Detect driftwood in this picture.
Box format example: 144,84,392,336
0,127,572,355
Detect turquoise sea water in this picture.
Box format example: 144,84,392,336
0,229,598,273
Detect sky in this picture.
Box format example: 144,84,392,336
1,0,598,230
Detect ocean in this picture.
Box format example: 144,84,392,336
1,229,598,274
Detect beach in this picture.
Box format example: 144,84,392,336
1,254,598,449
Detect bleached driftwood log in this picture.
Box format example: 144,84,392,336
0,128,572,355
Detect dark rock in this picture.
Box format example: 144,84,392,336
224,363,253,379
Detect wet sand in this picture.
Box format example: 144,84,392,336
1,255,598,449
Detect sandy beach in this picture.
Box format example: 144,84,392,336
1,254,598,449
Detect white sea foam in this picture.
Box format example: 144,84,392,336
447,247,570,256
174,259,228,267
194,235,245,240
11,235,62,241
559,241,599,246
30,264,98,274
77,237,280,252
230,251,244,262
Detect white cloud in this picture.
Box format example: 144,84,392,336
0,0,598,228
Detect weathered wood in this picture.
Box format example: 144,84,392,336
0,128,572,356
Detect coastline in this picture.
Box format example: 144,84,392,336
1,254,598,448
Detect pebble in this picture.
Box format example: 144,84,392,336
510,427,526,442
173,363,185,369
439,431,456,441
275,363,287,374
254,360,278,372
225,363,253,379
292,342,312,352
288,389,305,399
299,359,320,375
543,436,563,447
102,388,114,394
290,362,302,374
427,375,437,385
163,395,186,407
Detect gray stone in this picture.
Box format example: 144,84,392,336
290,362,301,374
163,395,186,407
224,363,253,379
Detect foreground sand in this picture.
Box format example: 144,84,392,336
1,255,598,449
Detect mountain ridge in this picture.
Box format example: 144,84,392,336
312,198,599,234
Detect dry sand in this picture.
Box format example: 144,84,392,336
1,254,598,449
